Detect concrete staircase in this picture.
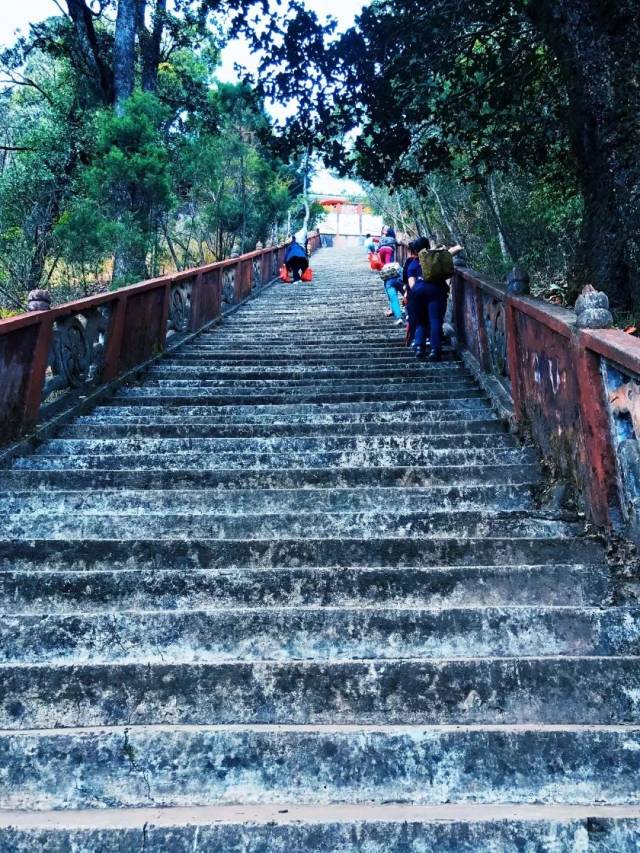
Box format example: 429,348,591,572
0,245,639,850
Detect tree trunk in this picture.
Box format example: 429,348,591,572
141,0,166,92
483,175,516,263
525,0,640,309
114,0,138,115
66,0,114,103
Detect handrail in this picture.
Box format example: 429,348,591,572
0,232,321,448
451,264,640,539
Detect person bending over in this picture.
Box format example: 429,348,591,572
284,236,309,282
378,226,397,265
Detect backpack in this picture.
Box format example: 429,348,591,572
380,262,403,281
418,247,454,282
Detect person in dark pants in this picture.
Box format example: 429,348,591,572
403,237,430,348
284,236,309,282
405,238,447,361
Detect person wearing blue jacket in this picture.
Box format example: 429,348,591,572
284,237,309,282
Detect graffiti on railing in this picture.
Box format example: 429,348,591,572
42,305,111,404
607,366,640,510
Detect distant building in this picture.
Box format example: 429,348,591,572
315,197,383,246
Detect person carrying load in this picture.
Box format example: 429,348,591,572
284,235,310,283
379,261,405,325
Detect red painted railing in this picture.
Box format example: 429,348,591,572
0,232,321,447
451,266,640,538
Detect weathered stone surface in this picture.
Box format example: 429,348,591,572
0,245,637,846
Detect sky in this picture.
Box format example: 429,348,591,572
0,0,367,197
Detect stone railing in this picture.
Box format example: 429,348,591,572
451,265,640,541
0,231,321,448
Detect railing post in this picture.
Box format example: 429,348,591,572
102,295,128,383
22,317,54,432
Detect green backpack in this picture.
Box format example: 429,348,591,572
418,247,454,282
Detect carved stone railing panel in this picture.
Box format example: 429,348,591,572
42,304,112,404
222,267,236,305
166,279,193,338
271,252,279,279
482,293,507,377
252,257,262,288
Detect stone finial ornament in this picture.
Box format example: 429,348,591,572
452,251,468,269
574,284,613,329
27,289,52,311
506,267,530,296
255,241,263,250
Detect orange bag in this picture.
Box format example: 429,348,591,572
370,252,383,271
279,264,291,283
301,267,313,282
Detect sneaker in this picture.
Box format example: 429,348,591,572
385,309,393,317
416,348,427,360
394,318,404,327
428,349,442,362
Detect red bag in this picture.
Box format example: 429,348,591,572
279,264,291,283
370,252,383,271
301,267,313,282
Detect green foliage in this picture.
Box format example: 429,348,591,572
0,13,303,305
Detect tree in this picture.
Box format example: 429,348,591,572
252,0,640,309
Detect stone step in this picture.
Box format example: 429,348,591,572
166,352,457,365
147,364,466,380
0,537,602,573
1,726,639,811
78,399,496,424
2,606,636,665
113,387,484,406
33,432,518,457
15,447,535,472
0,463,544,491
1,510,581,541
0,658,638,728
59,418,505,439
140,377,478,393
0,565,610,614
0,483,537,517
3,803,640,852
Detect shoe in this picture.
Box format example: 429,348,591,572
428,349,442,362
416,348,427,360
394,318,404,326
385,309,393,317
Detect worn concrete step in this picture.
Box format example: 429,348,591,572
1,510,581,541
59,418,505,439
0,537,601,573
1,725,640,811
3,804,640,852
113,388,484,407
78,399,496,424
146,358,468,382
140,377,478,393
0,484,537,517
15,446,535,472
0,657,639,728
33,433,518,457
0,565,610,614
2,606,637,665
166,352,457,365
0,464,544,491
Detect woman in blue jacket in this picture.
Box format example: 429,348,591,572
284,237,309,282
405,237,447,361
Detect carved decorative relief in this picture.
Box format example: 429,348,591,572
222,267,236,305
252,257,262,288
167,280,193,337
610,380,640,438
482,294,507,377
42,304,112,402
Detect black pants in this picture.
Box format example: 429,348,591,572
286,257,309,281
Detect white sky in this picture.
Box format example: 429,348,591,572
0,0,366,197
